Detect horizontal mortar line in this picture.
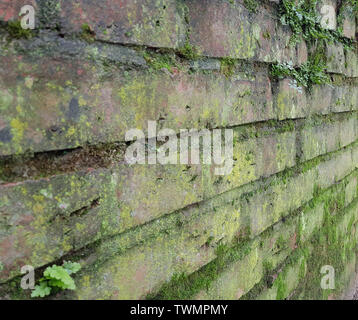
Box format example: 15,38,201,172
1,108,356,164
1,108,356,185
1,29,357,79
151,171,358,300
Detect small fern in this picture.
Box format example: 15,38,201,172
31,261,81,298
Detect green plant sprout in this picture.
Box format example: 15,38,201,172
31,261,81,298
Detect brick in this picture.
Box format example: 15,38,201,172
63,191,247,299
204,131,297,198
274,79,307,120
203,174,358,300
0,127,297,283
300,116,358,161
338,4,357,39
0,168,116,282
309,84,358,115
256,253,307,300
316,0,338,31
186,0,307,65
59,0,186,49
243,169,315,237
316,148,354,189
345,49,358,78
194,206,301,299
308,84,333,115
326,43,345,75
331,85,358,113
345,176,357,206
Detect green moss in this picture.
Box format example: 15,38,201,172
278,0,353,49
143,51,179,72
243,0,259,13
177,41,199,60
81,23,95,43
275,272,287,300
7,21,33,39
220,58,237,77
271,56,329,89
147,240,252,299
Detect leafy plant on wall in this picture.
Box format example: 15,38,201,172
31,261,81,298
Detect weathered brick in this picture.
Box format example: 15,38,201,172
205,131,297,198
338,3,357,39
59,0,186,49
345,49,358,78
274,79,307,120
186,0,307,65
326,43,346,75
243,169,315,237
316,148,354,189
345,176,357,206
0,168,116,282
308,84,333,115
300,116,358,161
309,84,358,115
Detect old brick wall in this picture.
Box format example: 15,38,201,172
0,0,358,299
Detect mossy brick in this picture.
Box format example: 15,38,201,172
308,84,333,116
194,203,302,299
0,168,117,283
195,242,264,300
316,147,354,189
0,51,274,156
298,203,325,244
338,3,357,39
274,79,307,120
111,163,204,232
325,43,346,75
293,201,358,299
338,256,357,299
0,125,298,285
309,84,358,115
345,176,358,207
344,49,358,78
257,253,307,300
242,169,315,237
72,156,358,300
204,131,297,198
58,0,186,49
300,122,340,161
340,117,358,148
315,0,338,30
331,85,358,113
186,0,307,65
353,146,358,169
300,116,358,161
254,180,358,300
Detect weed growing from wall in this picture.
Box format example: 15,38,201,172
279,0,353,49
31,261,81,298
271,56,329,88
